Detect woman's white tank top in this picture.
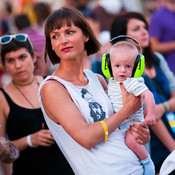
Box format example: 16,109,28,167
38,69,143,175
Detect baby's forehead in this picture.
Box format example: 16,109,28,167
110,42,138,57
110,42,138,62
111,41,138,52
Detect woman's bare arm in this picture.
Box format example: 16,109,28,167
41,80,143,149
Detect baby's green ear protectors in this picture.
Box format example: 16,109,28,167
101,35,145,78
132,54,145,78
102,53,112,78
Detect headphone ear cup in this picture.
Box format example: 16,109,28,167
132,54,145,78
101,53,112,78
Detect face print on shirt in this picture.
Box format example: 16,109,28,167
81,89,106,122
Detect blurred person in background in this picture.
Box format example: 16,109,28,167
33,2,52,33
84,11,110,78
149,0,175,73
0,2,16,36
90,0,123,32
14,13,47,76
33,2,58,75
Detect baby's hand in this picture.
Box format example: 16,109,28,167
143,114,156,125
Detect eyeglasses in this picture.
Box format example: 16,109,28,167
0,34,29,45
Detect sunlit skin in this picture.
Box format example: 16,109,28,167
49,24,90,85
4,48,36,85
110,43,138,82
50,24,89,63
126,18,149,50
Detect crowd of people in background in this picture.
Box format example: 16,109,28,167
0,0,175,175
0,0,163,87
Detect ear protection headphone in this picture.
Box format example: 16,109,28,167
101,35,145,78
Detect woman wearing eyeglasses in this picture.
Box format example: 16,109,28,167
0,34,74,175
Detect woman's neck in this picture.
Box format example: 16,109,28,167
12,75,36,86
144,66,156,79
54,62,88,86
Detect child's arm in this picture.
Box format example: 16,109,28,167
140,89,156,125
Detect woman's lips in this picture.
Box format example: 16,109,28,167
61,47,72,52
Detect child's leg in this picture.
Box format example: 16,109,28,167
125,130,155,175
125,130,148,160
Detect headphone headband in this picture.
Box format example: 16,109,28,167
109,35,142,54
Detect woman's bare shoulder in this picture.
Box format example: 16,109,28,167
96,74,108,91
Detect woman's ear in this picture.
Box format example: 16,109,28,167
33,52,37,64
84,35,89,43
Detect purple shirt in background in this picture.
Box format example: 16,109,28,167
149,6,175,73
20,27,45,75
22,27,45,58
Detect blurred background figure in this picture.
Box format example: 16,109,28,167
33,2,51,33
75,0,91,16
14,13,47,76
90,0,143,32
149,0,175,74
84,10,110,78
33,2,58,75
90,0,123,32
142,0,161,18
0,2,16,36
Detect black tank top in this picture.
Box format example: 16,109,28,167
0,88,74,175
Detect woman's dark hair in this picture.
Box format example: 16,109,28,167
1,36,34,65
110,12,158,68
44,6,101,64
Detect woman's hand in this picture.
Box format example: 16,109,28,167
30,129,55,147
0,137,10,160
120,83,142,116
130,123,150,145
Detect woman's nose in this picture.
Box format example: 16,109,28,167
15,60,22,68
60,34,68,44
142,27,148,35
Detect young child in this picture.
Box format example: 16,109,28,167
108,41,156,175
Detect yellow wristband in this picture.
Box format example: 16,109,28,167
100,121,108,141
